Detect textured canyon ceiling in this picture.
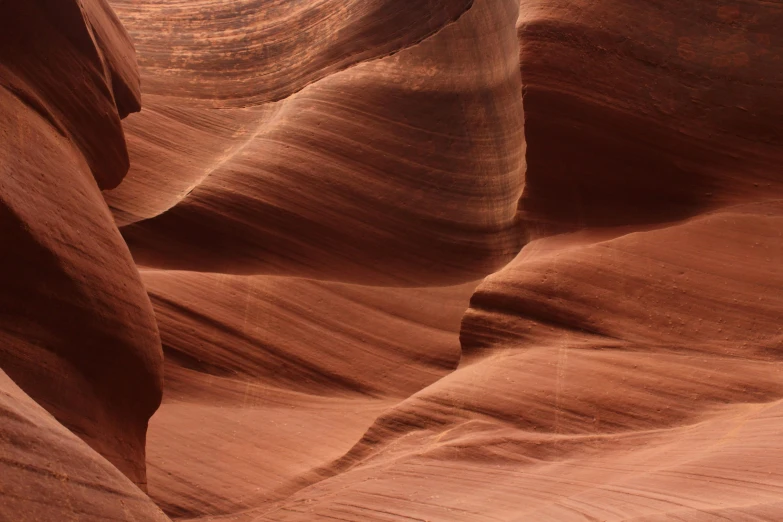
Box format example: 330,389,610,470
1,0,782,520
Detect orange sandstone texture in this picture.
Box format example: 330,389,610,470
110,0,782,519
0,0,163,495
241,1,783,520
274,203,782,521
0,369,169,522
106,0,526,284
141,272,478,518
517,0,783,232
2,0,782,520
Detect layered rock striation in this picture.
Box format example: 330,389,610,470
1,0,781,521
0,0,163,496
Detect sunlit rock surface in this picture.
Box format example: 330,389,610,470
2,0,781,520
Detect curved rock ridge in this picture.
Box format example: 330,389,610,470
517,0,783,234
0,369,171,522
244,203,783,521
104,99,274,226
460,201,783,432
139,270,478,517
157,1,781,519
253,399,783,521
106,0,526,285
143,272,475,399
108,0,474,107
0,0,141,189
81,0,143,118
0,0,162,489
4,0,782,519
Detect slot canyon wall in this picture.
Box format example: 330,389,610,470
1,0,781,521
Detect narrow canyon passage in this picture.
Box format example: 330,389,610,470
1,0,782,521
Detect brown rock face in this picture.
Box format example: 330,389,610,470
249,2,782,520
107,0,475,106
105,0,526,285
0,0,139,189
141,272,477,517
0,369,169,522
3,0,782,520
0,0,163,494
517,0,783,232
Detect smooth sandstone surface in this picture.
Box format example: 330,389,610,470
237,1,782,519
517,0,783,232
262,203,781,521
2,0,782,520
140,272,478,518
0,0,163,496
105,0,526,285
0,369,170,522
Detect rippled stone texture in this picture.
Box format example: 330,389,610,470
3,0,782,520
0,0,163,495
106,0,526,285
517,0,783,232
0,370,169,522
141,272,477,517
239,1,783,520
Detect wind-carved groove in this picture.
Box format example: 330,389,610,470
111,0,479,226
6,0,783,520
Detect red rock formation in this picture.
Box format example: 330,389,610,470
517,0,783,232
0,0,163,494
141,272,477,517
144,273,473,399
98,0,526,518
228,1,783,520
0,0,139,189
107,0,475,106
3,0,782,520
262,205,782,520
105,0,526,284
0,369,169,521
